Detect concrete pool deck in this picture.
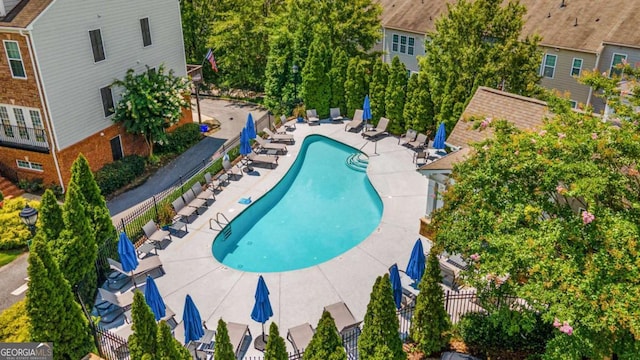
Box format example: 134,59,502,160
145,121,432,356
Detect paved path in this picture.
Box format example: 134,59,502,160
0,253,28,312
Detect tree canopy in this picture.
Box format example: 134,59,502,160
303,310,346,360
264,322,288,360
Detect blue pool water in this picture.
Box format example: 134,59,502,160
212,135,383,272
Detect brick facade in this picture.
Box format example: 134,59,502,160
0,33,42,108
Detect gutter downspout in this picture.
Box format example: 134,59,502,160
19,29,65,193
587,45,603,107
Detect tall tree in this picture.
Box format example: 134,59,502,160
180,0,216,64
358,275,404,360
370,60,389,123
329,48,349,113
410,251,450,356
112,65,190,158
431,106,640,358
264,322,288,360
156,321,192,359
303,310,347,360
579,62,640,123
214,319,236,360
344,58,370,118
420,0,541,130
26,235,94,360
404,73,435,134
301,27,332,118
129,291,158,360
264,29,297,116
38,189,63,244
385,56,408,134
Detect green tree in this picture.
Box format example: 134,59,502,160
157,320,192,359
431,107,640,358
0,197,35,250
214,319,236,360
26,235,94,360
329,48,349,112
301,28,332,118
56,180,97,303
264,29,297,115
344,58,370,118
38,189,63,244
180,0,215,64
129,291,158,360
579,62,640,122
420,0,541,130
385,56,408,134
264,322,288,360
404,73,435,134
112,64,190,157
303,310,347,360
0,299,30,342
370,60,389,122
358,275,404,360
410,251,450,356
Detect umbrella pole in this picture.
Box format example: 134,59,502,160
131,272,137,289
262,322,265,341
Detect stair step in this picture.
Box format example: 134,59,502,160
0,175,24,199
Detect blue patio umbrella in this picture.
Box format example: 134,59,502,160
144,276,166,321
245,113,257,140
363,95,372,127
183,295,205,344
239,128,252,156
406,239,426,286
389,264,403,309
433,122,446,150
251,275,273,346
117,232,139,286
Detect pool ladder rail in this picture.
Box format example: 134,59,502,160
345,153,369,172
210,212,232,240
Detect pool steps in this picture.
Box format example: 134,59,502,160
346,153,369,172
209,212,232,240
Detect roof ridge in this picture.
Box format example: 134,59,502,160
474,86,548,108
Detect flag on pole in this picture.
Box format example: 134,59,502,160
205,48,218,72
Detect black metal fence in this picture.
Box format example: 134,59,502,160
94,325,129,360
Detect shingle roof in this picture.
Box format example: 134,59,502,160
0,0,53,29
376,0,450,33
419,147,472,172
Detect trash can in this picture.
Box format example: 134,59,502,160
200,124,209,133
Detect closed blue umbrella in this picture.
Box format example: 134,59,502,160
144,276,166,321
183,295,204,344
389,264,403,309
363,95,372,127
245,113,256,140
433,122,446,150
239,128,252,156
406,239,425,286
117,232,139,287
251,275,273,349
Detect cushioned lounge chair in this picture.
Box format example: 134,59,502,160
398,129,418,146
330,108,345,123
107,256,164,279
263,128,294,144
324,302,361,335
223,159,244,180
142,220,171,247
287,323,314,355
247,151,278,169
362,117,389,139
306,109,320,125
407,133,429,150
345,109,364,132
281,115,296,131
255,136,288,154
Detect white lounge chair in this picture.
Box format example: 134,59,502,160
330,108,345,123
323,302,361,335
247,151,279,169
98,288,136,309
398,129,418,146
345,109,364,132
407,133,429,150
107,256,164,279
223,159,244,180
263,128,294,144
306,109,320,125
281,115,296,131
363,117,389,139
255,137,287,154
287,323,314,355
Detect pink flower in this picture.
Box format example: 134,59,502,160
556,185,567,194
582,211,595,225
591,133,598,140
538,130,547,136
560,322,574,335
553,318,561,328
558,133,566,139
470,253,480,261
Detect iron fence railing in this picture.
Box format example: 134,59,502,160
0,124,49,152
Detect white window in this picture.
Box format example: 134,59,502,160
16,160,44,171
569,100,577,109
140,18,152,47
609,53,627,77
392,34,415,55
541,54,557,78
570,58,583,77
0,106,13,137
89,29,106,62
3,40,26,79
29,110,45,142
0,104,46,142
13,108,29,140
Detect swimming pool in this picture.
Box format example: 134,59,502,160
212,134,383,272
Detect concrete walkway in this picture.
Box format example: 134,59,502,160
104,121,434,357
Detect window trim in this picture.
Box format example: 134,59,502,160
140,17,152,47
16,159,44,172
100,86,115,118
392,34,399,52
570,58,583,77
609,53,627,78
3,40,27,79
391,33,416,55
541,53,557,79
89,28,106,63
569,100,578,109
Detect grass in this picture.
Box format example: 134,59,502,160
0,248,26,268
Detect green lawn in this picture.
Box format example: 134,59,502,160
0,249,25,268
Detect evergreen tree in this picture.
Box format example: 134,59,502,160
157,320,191,360
214,318,235,360
301,27,332,118
264,322,287,360
370,60,389,122
329,48,349,113
410,251,450,356
372,344,394,360
26,235,94,360
129,291,158,360
385,56,408,134
303,310,346,360
404,73,435,134
38,189,63,244
358,275,404,360
344,58,370,118
56,180,97,303
70,154,117,251
264,29,297,116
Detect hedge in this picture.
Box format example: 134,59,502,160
156,123,203,154
95,155,146,196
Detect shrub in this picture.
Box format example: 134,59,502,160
0,299,30,342
18,178,44,193
95,155,146,196
156,123,202,154
0,197,36,250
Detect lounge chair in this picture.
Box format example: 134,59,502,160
345,109,364,132
330,108,345,123
173,321,216,350
398,269,420,301
255,137,288,154
263,128,294,144
223,159,244,180
398,129,418,146
171,196,199,223
107,256,164,279
190,182,215,206
204,172,224,192
247,151,279,169
142,220,171,248
323,302,361,335
287,323,314,355
407,133,429,150
306,109,320,125
362,117,389,139
124,306,177,328
281,115,296,131
98,288,136,310
182,190,207,214
228,322,252,358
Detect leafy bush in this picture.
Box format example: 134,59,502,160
0,299,30,342
156,123,203,154
458,308,553,356
95,155,146,196
18,178,44,193
0,197,36,250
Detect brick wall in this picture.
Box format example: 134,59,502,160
0,33,42,108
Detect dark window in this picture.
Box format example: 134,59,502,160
392,34,399,52
100,86,114,117
110,136,123,160
89,29,105,62
140,18,152,47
